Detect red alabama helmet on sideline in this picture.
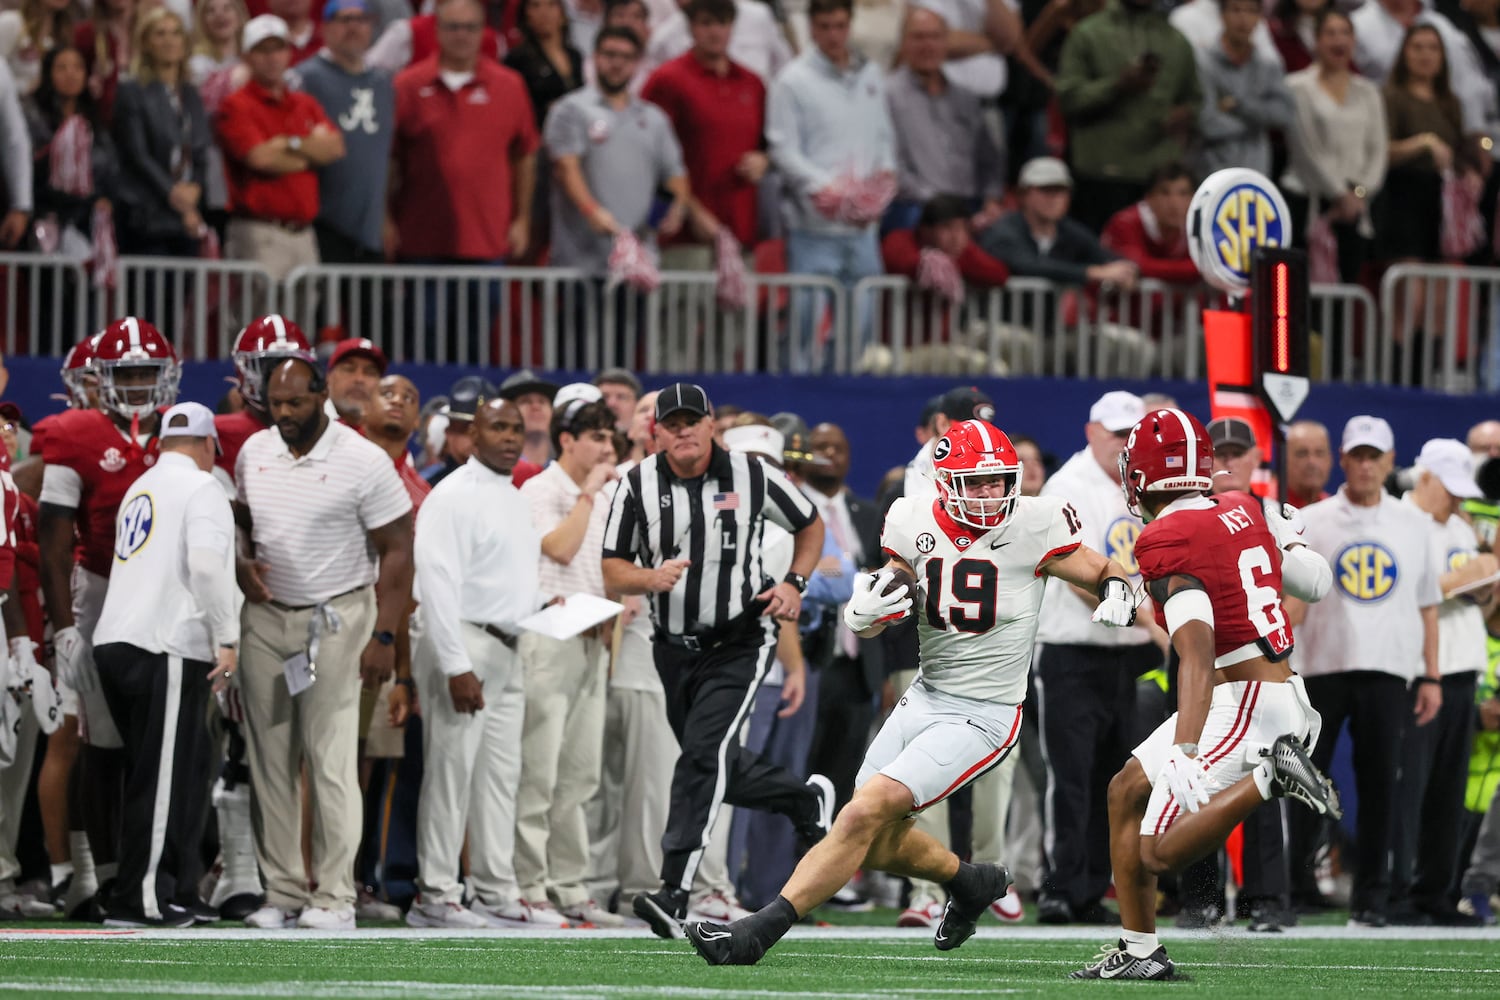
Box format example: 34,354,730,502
92,317,181,420
932,419,1023,531
1118,407,1215,519
233,315,314,408
59,333,101,409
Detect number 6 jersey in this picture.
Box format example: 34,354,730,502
882,493,1084,704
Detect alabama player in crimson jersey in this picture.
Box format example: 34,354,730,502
689,420,1139,966
218,315,318,481
1071,408,1340,981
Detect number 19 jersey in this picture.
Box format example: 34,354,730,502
882,494,1084,704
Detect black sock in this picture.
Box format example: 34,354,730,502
743,895,799,948
945,861,985,902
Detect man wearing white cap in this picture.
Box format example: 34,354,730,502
91,403,238,926
1286,416,1443,927
1033,390,1162,925
513,384,623,927
1389,439,1496,924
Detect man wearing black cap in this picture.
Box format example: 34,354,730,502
500,370,561,471
1206,416,1262,495
425,376,497,488
601,383,833,939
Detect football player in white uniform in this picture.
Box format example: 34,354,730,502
688,419,1138,965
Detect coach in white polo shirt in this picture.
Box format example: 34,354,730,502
93,403,237,928
234,358,414,931
1391,439,1496,924
1287,415,1442,927
1033,389,1161,925
407,398,544,931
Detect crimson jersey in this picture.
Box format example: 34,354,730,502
39,408,160,578
0,464,21,591
1135,490,1293,662
215,409,270,481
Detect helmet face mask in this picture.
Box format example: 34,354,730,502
60,336,101,410
932,420,1024,532
92,317,181,422
233,315,313,408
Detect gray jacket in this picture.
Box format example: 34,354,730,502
112,77,209,242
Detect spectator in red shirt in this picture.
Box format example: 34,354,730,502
641,0,767,270
270,0,324,64
1268,0,1325,75
218,15,345,290
366,8,504,72
1100,161,1200,284
880,193,1011,288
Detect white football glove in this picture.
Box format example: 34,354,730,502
1263,500,1307,550
1091,577,1137,628
843,571,913,632
1155,745,1211,815
10,638,60,735
54,626,97,694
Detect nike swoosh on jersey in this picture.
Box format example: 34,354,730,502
989,539,1010,549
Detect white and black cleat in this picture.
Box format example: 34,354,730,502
934,864,1012,952
686,919,768,966
632,890,687,940
794,774,836,849
1263,734,1343,819
1070,940,1175,980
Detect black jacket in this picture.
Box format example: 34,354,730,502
111,77,209,244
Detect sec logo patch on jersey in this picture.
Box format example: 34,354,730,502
1104,517,1141,577
1447,549,1472,572
115,494,154,562
1335,542,1399,602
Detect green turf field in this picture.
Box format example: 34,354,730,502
3,925,1499,998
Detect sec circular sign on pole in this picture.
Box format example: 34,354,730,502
1187,167,1293,294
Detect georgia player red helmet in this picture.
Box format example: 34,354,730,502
1118,408,1215,519
233,315,314,408
92,316,181,420
932,419,1023,530
59,333,101,409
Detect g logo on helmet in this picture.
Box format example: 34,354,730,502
1335,542,1398,603
934,437,952,461
115,494,154,562
1187,168,1292,294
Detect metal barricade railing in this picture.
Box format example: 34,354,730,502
1378,263,1500,392
98,256,280,359
656,271,850,375
0,253,90,356
1310,282,1381,384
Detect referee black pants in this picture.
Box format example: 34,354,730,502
94,643,214,919
807,654,877,813
653,622,816,894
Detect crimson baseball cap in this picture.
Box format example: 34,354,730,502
329,337,387,374
655,383,711,420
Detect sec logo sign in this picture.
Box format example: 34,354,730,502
1104,517,1141,577
1335,542,1399,603
1187,168,1292,294
115,494,154,562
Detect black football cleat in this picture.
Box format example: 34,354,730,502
632,889,687,940
1263,735,1342,819
1070,940,1175,980
935,864,1011,952
793,775,836,850
687,919,767,966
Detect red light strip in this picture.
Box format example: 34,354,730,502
1273,263,1290,373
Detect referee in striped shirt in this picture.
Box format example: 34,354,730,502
602,384,834,939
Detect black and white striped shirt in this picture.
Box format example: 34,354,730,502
602,445,818,636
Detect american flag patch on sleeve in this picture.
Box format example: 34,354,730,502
713,492,740,510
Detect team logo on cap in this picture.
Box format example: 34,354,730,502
115,494,154,562
1187,168,1291,294
974,403,995,422
1335,542,1399,602
1104,517,1141,577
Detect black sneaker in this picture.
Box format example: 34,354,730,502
1264,736,1342,818
793,775,835,849
1245,904,1295,933
633,888,688,940
103,903,196,929
934,864,1011,952
1174,903,1222,929
1037,896,1074,924
1070,940,1175,980
1074,899,1121,925
218,893,263,922
1348,910,1388,928
182,901,221,925
687,919,767,966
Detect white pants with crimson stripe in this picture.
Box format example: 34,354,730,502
1135,676,1321,837
856,675,1023,814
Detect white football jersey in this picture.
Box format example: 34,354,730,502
882,492,1084,704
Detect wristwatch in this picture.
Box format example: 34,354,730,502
371,629,396,646
783,572,809,595
288,135,303,153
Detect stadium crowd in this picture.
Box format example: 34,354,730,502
0,320,1496,935
0,0,1497,364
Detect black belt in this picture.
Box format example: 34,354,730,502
467,621,518,649
655,616,759,653
232,213,311,234
267,586,363,613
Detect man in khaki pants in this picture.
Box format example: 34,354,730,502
518,386,623,926
234,358,413,930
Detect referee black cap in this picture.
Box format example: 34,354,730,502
655,383,711,421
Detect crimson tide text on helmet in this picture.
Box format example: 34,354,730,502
92,317,181,421
1118,407,1215,520
233,315,314,408
59,333,101,409
932,419,1023,531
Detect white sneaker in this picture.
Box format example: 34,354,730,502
356,890,401,922
988,886,1024,923
469,898,571,929
296,906,356,930
407,896,490,929
897,894,945,928
688,891,754,923
560,899,627,928
244,904,299,929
